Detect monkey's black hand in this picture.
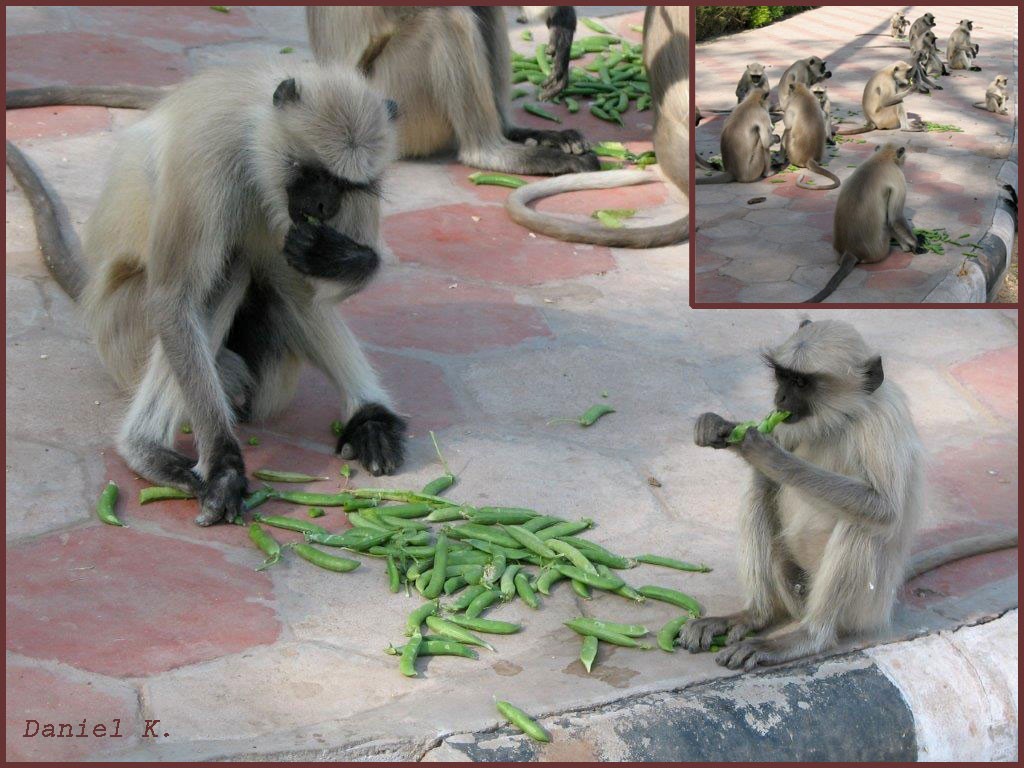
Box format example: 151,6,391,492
195,439,248,526
913,232,928,254
693,412,737,450
336,403,407,477
284,221,380,284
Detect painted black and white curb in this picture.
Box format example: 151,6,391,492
423,611,1017,762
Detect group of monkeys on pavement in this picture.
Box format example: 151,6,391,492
4,6,1016,673
694,10,1012,302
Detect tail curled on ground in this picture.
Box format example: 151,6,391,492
796,160,840,190
804,252,859,303
907,530,1019,581
504,169,689,248
6,84,168,110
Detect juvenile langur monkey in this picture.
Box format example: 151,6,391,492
890,12,909,39
503,6,689,247
837,62,920,135
907,47,943,94
974,75,1010,114
947,20,980,71
910,30,948,78
696,90,776,184
781,83,840,190
777,57,831,112
7,63,409,526
306,6,598,176
736,63,771,104
680,319,1017,670
513,6,579,99
907,12,936,46
810,83,836,146
805,144,923,303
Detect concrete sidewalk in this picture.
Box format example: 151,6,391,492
695,5,1018,304
5,6,1019,762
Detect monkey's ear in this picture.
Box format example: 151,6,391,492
896,146,906,159
273,78,300,108
385,99,399,121
863,356,884,393
799,318,812,328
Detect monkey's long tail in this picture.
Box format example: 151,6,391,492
836,123,876,136
796,160,840,191
907,530,1018,581
6,85,168,110
5,140,86,299
803,252,858,303
505,169,688,248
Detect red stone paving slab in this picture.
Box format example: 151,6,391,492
950,346,1019,422
71,5,257,46
864,268,931,291
5,106,111,141
343,271,552,353
6,527,280,677
6,33,189,89
534,174,668,216
903,549,1017,609
385,203,615,285
930,437,1019,526
5,661,141,762
861,251,914,272
266,352,460,440
694,273,742,303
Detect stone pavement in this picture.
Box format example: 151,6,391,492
695,5,1018,304
5,6,1019,761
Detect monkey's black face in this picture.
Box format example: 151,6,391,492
287,164,343,224
764,358,815,423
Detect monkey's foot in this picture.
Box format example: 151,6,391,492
336,403,407,476
507,127,590,156
678,614,747,652
195,447,248,526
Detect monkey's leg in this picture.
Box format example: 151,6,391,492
539,5,576,100
282,299,406,476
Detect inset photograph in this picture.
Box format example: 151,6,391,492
693,6,1018,304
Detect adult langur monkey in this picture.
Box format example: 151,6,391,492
776,56,831,113
781,83,839,190
974,75,1010,114
947,19,981,71
503,6,689,248
681,319,1019,670
695,89,777,184
908,48,944,94
514,6,579,99
736,63,771,104
804,144,924,303
306,6,598,176
837,62,921,135
890,12,909,39
7,63,409,526
907,12,936,46
911,30,948,78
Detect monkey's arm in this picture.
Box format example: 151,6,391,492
736,429,898,527
886,187,921,252
540,5,576,100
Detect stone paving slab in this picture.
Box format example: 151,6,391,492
4,5,1019,762
695,5,1018,304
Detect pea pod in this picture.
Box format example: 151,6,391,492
535,44,551,76
564,618,651,649
496,700,550,743
274,490,366,508
96,482,125,527
426,505,468,523
524,103,561,123
291,543,360,572
533,567,567,595
553,563,624,591
465,589,501,619
447,615,521,635
565,96,579,113
448,584,489,612
572,617,649,638
580,635,598,673
248,523,281,570
306,529,392,551
444,575,468,595
400,632,422,677
421,475,455,496
377,502,433,519
464,539,535,561
348,511,391,533
252,469,327,483
727,410,791,444
425,615,495,651
546,538,598,574
482,552,506,587
503,525,558,559
406,601,438,636
386,639,478,659
580,17,613,34
514,572,540,608
467,171,527,189
307,507,325,518
447,550,491,567
243,486,275,512
387,555,401,593
500,564,522,600
571,579,591,599
657,614,690,653
448,524,520,549
535,519,593,540
255,515,327,535
521,515,563,532
351,488,454,506
637,585,703,616
139,486,194,504
560,537,636,569
635,554,712,573
465,507,537,525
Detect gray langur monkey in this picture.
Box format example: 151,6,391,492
911,30,948,78
736,63,771,104
907,12,936,46
306,6,598,176
503,5,689,248
890,12,909,39
837,62,921,135
781,82,840,190
973,75,1010,114
810,82,837,145
805,143,924,303
696,89,777,184
777,56,831,113
513,6,579,99
947,20,981,71
908,47,944,94
6,63,410,526
680,318,1018,671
